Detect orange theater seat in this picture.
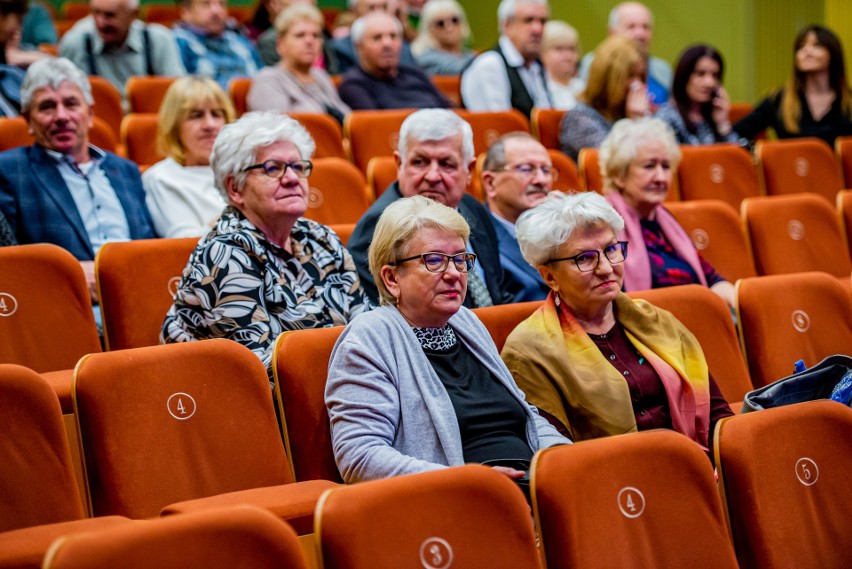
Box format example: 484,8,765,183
533,430,738,569
125,75,176,113
344,109,414,173
578,147,603,193
289,112,346,159
837,189,852,253
95,237,199,351
304,157,372,225
0,365,131,569
455,108,530,155
714,401,852,569
836,136,852,187
42,506,308,569
73,340,337,533
365,155,398,198
677,143,762,208
531,108,566,150
316,465,541,569
755,137,844,202
120,113,162,167
431,75,461,107
549,149,581,192
88,76,124,140
228,76,252,116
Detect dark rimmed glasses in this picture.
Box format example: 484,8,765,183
242,159,313,179
392,252,477,273
546,241,628,272
433,15,460,29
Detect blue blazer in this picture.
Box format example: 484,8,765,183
0,144,156,261
490,213,550,303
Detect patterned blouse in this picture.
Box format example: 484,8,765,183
641,218,725,288
0,209,15,246
162,206,371,373
655,102,742,146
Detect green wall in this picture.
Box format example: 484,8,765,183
458,0,840,104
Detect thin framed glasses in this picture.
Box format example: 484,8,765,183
546,241,628,272
433,15,460,29
392,252,477,273
501,163,559,180
242,159,313,179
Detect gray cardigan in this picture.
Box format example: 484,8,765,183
325,304,570,483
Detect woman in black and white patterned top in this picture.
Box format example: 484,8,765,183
161,112,371,376
0,209,15,246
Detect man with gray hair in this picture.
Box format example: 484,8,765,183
331,0,417,73
339,11,449,110
59,0,185,98
461,0,550,118
578,1,671,105
348,108,513,306
482,132,553,301
0,57,155,303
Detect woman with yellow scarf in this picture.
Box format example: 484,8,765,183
501,191,732,456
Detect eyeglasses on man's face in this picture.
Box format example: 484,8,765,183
392,252,477,273
546,241,628,272
242,159,313,179
500,163,558,180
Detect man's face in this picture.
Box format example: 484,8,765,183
396,133,471,208
181,0,227,36
26,81,94,161
503,2,548,62
90,0,137,46
612,3,653,56
356,14,401,77
484,137,553,224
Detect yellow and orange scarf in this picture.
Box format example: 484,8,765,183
501,292,711,448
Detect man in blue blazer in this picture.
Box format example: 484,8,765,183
347,108,514,307
0,57,155,300
482,132,554,302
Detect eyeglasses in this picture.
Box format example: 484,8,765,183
242,159,313,179
546,241,628,272
433,15,460,29
500,163,559,180
392,252,477,273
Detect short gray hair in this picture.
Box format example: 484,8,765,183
598,117,681,193
398,108,474,166
351,11,401,45
21,57,93,113
497,0,549,29
482,131,536,172
516,191,625,267
369,195,470,305
211,111,315,199
608,1,653,30
543,19,579,52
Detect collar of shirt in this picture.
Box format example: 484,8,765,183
177,20,226,39
45,145,106,167
489,209,517,238
499,35,538,70
218,206,314,258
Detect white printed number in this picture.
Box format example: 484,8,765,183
617,487,646,518
795,458,818,486
0,293,18,316
419,537,453,569
167,392,197,420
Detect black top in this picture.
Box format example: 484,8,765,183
734,90,852,146
0,209,15,246
423,337,533,464
338,64,451,110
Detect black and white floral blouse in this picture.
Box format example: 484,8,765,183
0,210,15,246
162,206,371,373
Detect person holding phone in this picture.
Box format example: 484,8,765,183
655,44,742,146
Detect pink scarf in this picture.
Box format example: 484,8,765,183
606,190,708,291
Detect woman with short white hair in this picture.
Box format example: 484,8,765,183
599,117,735,309
410,0,474,75
542,20,584,110
502,190,733,459
162,111,371,375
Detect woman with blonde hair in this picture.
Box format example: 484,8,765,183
248,3,350,122
143,75,236,238
410,0,474,75
559,35,648,161
734,24,852,146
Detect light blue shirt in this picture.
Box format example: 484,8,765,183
47,146,131,254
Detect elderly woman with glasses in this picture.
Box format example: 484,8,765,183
600,117,735,310
162,111,370,375
501,191,733,457
326,195,569,489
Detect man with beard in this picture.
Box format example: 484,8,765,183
59,0,184,99
482,132,554,301
338,11,449,110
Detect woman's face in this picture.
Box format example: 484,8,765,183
382,226,467,328
179,99,227,166
685,56,721,104
538,223,623,316
615,139,673,218
542,38,579,80
228,140,309,224
279,18,322,69
429,11,463,50
796,31,830,74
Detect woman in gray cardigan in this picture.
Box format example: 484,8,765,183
325,196,570,486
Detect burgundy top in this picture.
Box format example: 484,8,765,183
641,218,725,288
